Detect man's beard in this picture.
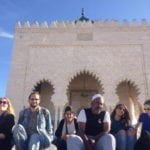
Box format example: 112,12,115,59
92,107,101,114
30,103,38,109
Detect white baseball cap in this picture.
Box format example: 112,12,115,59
92,94,104,102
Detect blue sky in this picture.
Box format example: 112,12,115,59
0,0,150,96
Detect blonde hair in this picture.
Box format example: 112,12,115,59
0,97,15,116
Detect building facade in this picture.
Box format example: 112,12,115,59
6,16,150,128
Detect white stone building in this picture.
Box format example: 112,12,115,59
6,14,150,128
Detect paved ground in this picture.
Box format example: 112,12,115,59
12,144,57,150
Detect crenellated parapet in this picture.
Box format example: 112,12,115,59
16,19,150,30
8,14,150,125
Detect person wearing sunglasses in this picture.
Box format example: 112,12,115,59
13,91,56,150
111,103,136,150
134,100,150,150
0,97,15,150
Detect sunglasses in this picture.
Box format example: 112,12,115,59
0,101,8,105
144,108,150,111
30,98,40,101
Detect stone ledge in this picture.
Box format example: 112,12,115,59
12,144,57,150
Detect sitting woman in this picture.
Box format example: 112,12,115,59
134,99,150,150
54,106,78,150
111,103,136,150
0,97,15,150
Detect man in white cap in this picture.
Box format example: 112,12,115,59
67,94,116,150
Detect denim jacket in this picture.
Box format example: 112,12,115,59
18,106,53,141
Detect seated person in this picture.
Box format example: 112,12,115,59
54,106,78,150
0,97,15,150
134,99,150,150
13,91,56,150
111,103,136,150
66,94,116,150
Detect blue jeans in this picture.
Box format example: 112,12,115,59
115,130,136,150
13,124,51,150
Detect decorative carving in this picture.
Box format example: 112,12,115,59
32,21,39,28
33,79,54,94
23,21,30,28
66,70,104,114
16,21,21,28
116,79,142,124
16,19,149,30
67,70,104,94
41,21,48,28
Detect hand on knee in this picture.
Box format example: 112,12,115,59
118,130,126,136
127,128,136,136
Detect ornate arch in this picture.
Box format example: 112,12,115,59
33,79,54,94
67,69,104,94
66,69,104,114
116,79,140,99
32,79,55,123
116,79,142,124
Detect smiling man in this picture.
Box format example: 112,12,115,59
67,94,116,150
13,91,56,150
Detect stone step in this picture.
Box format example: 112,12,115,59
12,144,57,150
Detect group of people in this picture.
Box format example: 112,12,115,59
0,92,150,150
0,92,55,150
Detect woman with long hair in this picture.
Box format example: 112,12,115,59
111,103,136,150
0,97,15,150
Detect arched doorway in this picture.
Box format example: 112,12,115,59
33,79,55,123
116,80,142,124
67,71,104,114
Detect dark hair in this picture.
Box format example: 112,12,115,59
64,106,73,113
111,103,131,126
144,99,150,105
28,91,40,100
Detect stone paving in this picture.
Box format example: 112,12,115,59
12,144,57,150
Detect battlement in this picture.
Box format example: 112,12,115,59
8,13,150,131
16,19,150,29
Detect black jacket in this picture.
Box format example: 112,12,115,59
55,118,78,138
0,112,15,150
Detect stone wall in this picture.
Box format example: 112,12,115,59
6,19,150,127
